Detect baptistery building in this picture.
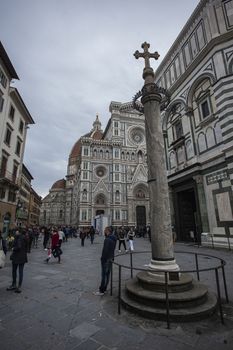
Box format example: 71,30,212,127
155,0,233,247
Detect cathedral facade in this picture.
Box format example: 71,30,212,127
40,102,150,232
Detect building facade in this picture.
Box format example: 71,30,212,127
0,42,35,235
28,187,42,226
155,0,233,246
40,104,150,232
16,164,33,226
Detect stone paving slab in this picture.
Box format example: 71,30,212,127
0,237,233,349
69,321,102,340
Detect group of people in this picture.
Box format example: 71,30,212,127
78,226,96,246
114,226,135,252
0,225,64,293
0,222,150,297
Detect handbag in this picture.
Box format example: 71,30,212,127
0,250,6,268
52,248,58,258
52,247,62,258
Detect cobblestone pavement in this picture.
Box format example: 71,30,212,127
0,236,233,350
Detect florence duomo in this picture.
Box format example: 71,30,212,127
40,102,150,233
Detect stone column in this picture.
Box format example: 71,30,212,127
141,67,179,273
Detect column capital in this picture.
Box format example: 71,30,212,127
141,83,162,105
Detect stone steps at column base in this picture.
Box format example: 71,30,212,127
121,289,217,322
137,271,193,292
126,278,209,308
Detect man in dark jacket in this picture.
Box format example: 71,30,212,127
7,229,28,293
94,226,117,296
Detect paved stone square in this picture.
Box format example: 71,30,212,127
0,236,233,350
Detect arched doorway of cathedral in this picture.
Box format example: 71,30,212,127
136,206,146,228
96,210,104,216
133,184,148,235
94,193,108,235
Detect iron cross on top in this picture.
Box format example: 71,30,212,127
134,42,160,69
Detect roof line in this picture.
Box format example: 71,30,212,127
155,0,207,76
0,41,19,79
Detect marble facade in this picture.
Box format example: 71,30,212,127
156,0,233,247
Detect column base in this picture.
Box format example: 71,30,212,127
147,258,180,280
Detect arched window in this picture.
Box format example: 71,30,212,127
192,78,214,123
198,133,207,153
82,189,87,201
214,122,222,144
206,127,216,148
93,149,97,157
106,150,109,159
185,140,194,160
169,152,176,169
115,190,120,201
131,152,135,161
121,151,125,160
137,150,143,162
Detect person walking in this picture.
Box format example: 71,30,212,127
7,229,28,293
33,227,40,248
79,228,86,247
118,227,127,252
58,227,64,247
42,227,50,250
147,225,151,242
89,226,95,244
94,226,117,296
51,229,62,263
127,227,135,251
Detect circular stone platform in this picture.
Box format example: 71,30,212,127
121,271,217,322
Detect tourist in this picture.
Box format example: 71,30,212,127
7,229,28,293
146,225,151,242
42,227,50,249
89,226,95,244
51,229,62,263
79,228,86,247
33,226,40,248
117,227,127,252
64,226,69,242
127,227,135,251
58,227,65,247
94,226,117,296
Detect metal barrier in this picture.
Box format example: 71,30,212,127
110,250,229,329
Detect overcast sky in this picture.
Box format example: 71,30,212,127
0,0,199,198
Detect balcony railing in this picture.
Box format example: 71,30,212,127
0,169,19,186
